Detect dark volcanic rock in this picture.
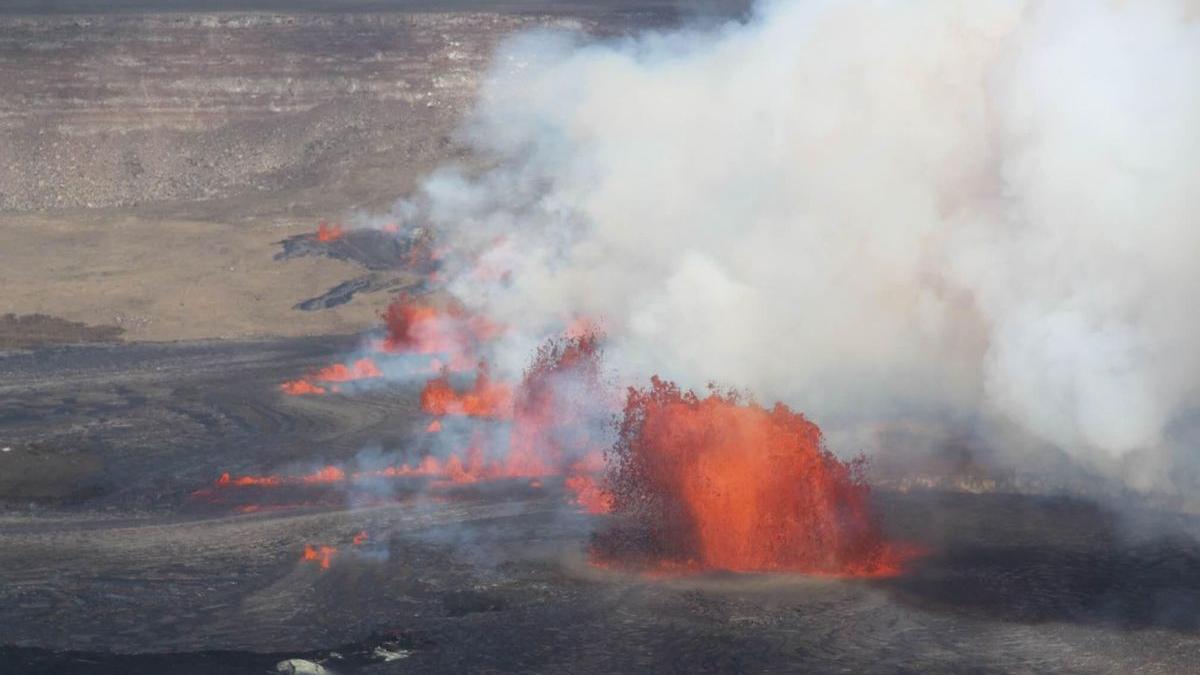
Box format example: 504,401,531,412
293,273,417,311
442,589,507,617
275,226,436,310
274,228,432,272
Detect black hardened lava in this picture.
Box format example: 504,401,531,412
273,229,421,272
275,227,439,310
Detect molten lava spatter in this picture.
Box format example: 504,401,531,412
316,222,345,242
420,362,514,419
509,332,613,503
565,473,612,514
592,377,907,577
378,295,501,371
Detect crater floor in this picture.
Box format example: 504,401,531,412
1,338,1198,674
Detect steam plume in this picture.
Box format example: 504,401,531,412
388,0,1200,492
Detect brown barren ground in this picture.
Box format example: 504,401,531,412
0,4,698,344
1,211,395,341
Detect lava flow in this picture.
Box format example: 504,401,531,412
280,357,382,396
216,465,346,487
591,377,908,577
225,331,613,511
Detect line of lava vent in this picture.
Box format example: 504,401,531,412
242,221,913,577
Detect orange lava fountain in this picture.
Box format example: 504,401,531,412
216,465,346,488
592,377,908,577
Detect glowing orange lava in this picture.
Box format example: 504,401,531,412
302,544,337,570
420,362,514,419
378,295,501,371
216,465,345,488
280,358,382,396
565,474,612,514
508,332,612,503
316,222,345,242
593,377,908,577
280,380,326,396
312,358,383,382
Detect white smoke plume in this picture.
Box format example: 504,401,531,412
385,0,1200,493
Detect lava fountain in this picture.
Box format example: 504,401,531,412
591,377,908,577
